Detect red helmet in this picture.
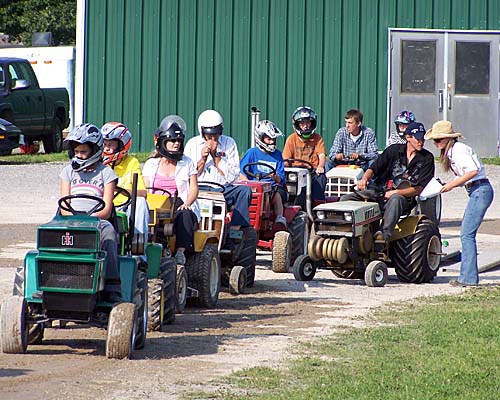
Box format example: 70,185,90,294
101,122,132,165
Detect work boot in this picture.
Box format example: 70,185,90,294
374,231,387,252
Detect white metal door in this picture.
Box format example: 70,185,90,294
390,30,500,157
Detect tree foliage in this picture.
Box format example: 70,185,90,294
0,0,76,46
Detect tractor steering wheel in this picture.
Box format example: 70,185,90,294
284,158,315,172
113,186,132,209
242,162,277,181
147,187,173,197
58,194,106,216
198,181,226,193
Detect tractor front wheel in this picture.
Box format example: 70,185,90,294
365,261,388,287
1,296,28,354
175,265,188,313
106,302,136,359
229,266,247,295
272,231,292,273
293,255,317,281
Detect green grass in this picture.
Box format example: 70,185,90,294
1,152,500,166
197,287,500,400
0,151,151,164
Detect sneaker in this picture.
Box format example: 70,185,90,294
449,279,477,287
175,251,186,265
275,215,287,230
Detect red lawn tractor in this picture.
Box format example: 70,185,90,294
236,162,308,273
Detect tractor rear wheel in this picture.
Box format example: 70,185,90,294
391,217,441,283
289,211,308,264
106,302,136,359
186,244,221,308
147,279,164,332
1,296,28,354
175,265,188,313
238,227,257,287
134,271,148,349
160,258,176,324
272,231,292,273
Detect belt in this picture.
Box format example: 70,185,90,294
465,178,489,190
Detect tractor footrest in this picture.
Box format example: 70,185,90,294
187,286,199,298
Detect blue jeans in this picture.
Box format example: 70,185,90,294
459,182,494,285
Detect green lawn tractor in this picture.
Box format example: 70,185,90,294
1,190,151,359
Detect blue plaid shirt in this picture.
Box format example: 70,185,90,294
328,126,378,161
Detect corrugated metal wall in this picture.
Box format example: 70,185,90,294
84,0,500,153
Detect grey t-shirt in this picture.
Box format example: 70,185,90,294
60,163,117,213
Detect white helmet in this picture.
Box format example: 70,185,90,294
197,109,223,138
64,123,103,171
255,120,283,153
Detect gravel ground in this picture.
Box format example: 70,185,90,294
0,161,499,399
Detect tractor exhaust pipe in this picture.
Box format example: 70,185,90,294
251,106,260,148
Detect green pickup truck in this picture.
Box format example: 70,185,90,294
0,57,70,155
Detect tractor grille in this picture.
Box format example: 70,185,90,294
38,229,97,251
325,177,357,198
39,260,96,290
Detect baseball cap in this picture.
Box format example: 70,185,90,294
405,122,426,140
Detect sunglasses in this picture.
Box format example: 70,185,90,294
433,138,444,143
166,138,183,143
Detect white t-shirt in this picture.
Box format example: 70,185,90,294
60,163,117,213
447,141,487,183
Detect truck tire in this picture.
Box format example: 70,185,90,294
391,217,441,283
289,211,308,265
0,110,16,155
43,117,63,153
186,244,221,308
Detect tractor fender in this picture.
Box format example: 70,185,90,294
193,230,219,253
389,215,424,242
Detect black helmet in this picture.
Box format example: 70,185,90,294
156,121,185,162
292,106,317,139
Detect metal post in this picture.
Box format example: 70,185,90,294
250,106,260,148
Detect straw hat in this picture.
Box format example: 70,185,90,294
424,120,463,140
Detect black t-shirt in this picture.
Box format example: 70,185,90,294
370,144,435,189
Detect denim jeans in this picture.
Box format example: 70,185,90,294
459,181,494,285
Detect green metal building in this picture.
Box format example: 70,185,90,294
80,0,500,153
